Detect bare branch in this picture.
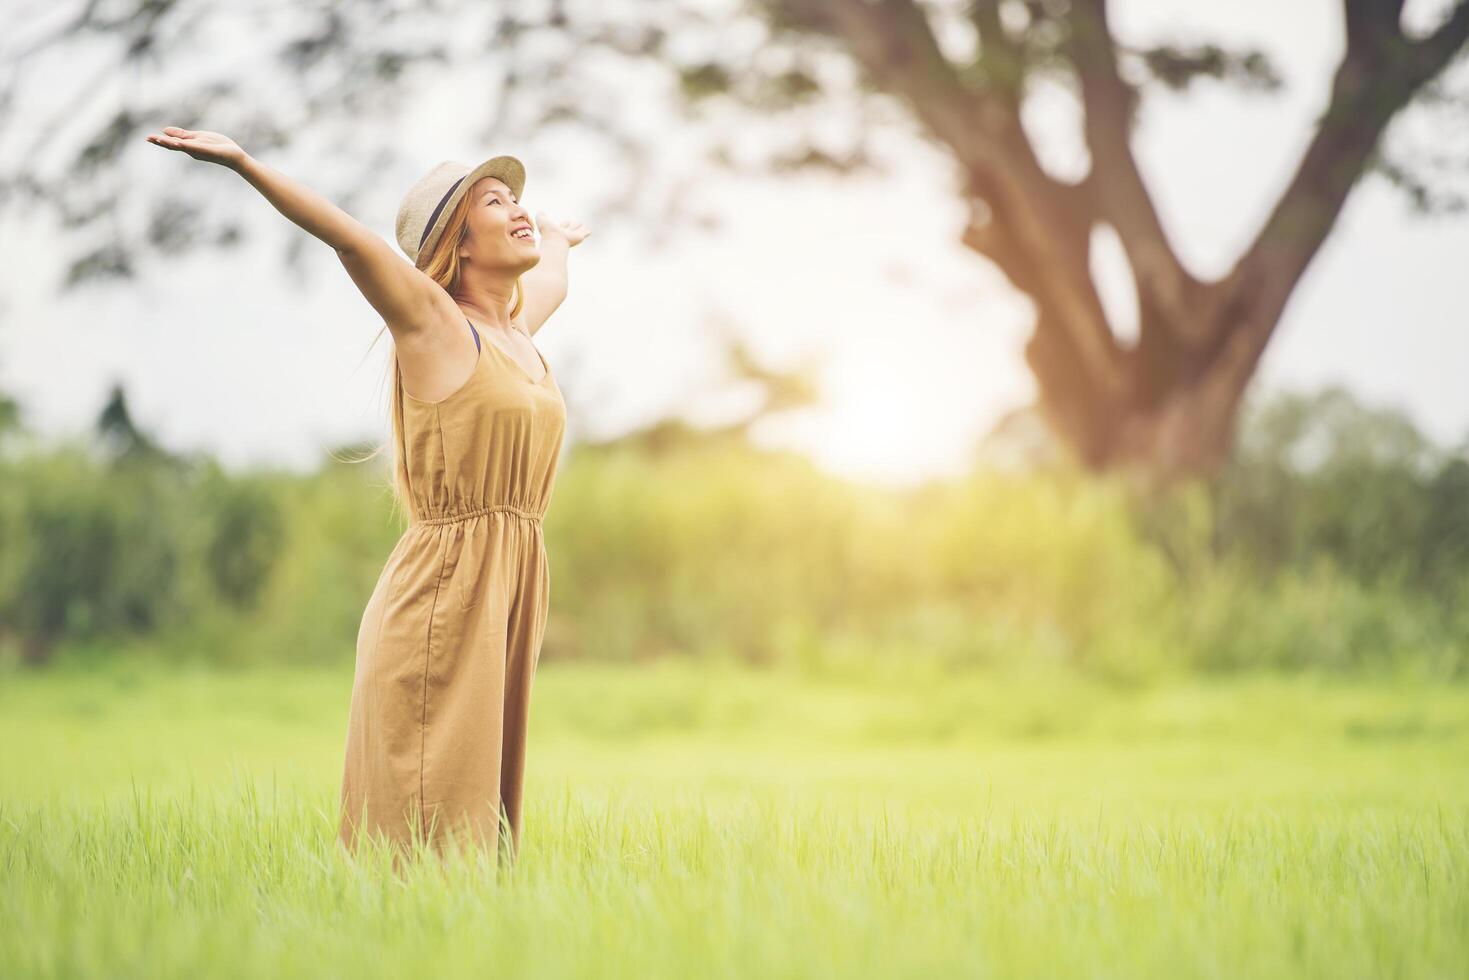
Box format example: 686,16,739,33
771,1,1126,394
1343,0,1407,49
776,0,1012,162
1223,0,1469,402
1068,0,1204,343
1410,0,1469,84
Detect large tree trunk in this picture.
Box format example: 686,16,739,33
1027,272,1274,481
1023,298,1257,482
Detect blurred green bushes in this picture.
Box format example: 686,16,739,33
0,385,1464,678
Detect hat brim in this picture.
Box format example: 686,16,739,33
415,154,527,269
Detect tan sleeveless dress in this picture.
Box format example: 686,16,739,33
339,318,565,859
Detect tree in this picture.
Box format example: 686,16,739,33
750,0,1469,481
95,381,172,465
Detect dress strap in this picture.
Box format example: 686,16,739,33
466,318,481,353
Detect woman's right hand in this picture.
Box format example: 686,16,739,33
144,127,247,170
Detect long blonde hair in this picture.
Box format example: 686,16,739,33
341,191,525,527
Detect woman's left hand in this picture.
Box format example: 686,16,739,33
535,211,591,247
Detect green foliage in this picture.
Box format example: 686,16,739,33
1,387,1465,677
201,471,286,610
0,446,291,664
0,447,187,658
1204,386,1469,600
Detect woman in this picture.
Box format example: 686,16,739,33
145,126,590,863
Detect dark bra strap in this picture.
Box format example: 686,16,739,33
466,318,481,353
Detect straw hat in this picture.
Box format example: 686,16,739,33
395,155,527,269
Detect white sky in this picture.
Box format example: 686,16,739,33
2,0,1467,487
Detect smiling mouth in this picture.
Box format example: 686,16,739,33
510,229,534,242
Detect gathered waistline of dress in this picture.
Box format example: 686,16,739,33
415,502,545,526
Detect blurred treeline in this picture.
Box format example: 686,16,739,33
1,384,1465,679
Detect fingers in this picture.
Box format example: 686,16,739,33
146,127,205,152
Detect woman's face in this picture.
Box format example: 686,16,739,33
458,175,539,275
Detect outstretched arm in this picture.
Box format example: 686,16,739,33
145,126,442,338
517,212,590,337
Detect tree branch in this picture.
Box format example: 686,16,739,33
1223,0,1469,400
1410,0,1469,84
776,0,1014,163
1068,0,1204,343
968,0,1026,105
774,0,1126,395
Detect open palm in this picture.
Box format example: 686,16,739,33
535,211,591,247
144,127,246,170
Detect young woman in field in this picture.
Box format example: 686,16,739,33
145,126,590,865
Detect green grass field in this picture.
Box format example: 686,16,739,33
2,657,1466,979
